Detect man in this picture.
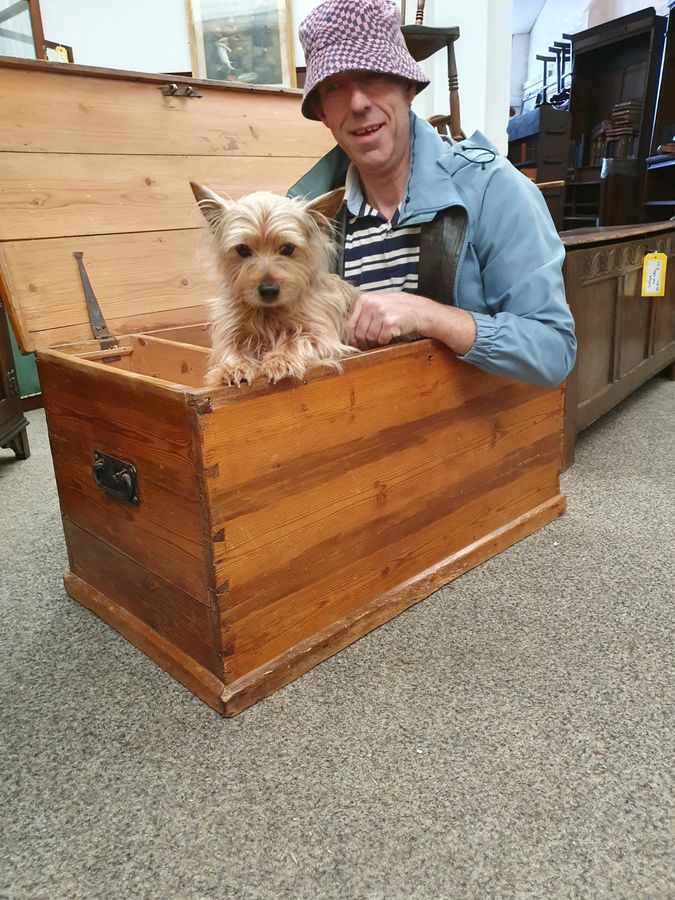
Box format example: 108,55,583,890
288,0,576,387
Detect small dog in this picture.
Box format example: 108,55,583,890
190,183,359,387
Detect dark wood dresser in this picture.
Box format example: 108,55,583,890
561,221,674,466
0,299,30,459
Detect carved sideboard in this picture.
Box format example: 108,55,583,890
561,221,675,467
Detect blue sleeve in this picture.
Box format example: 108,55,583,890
458,161,576,387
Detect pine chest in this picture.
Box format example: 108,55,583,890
0,58,566,715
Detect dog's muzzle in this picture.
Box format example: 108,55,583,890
258,281,280,302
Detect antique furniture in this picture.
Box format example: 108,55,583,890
401,0,465,140
560,220,675,467
0,57,566,715
564,9,667,229
0,299,30,459
507,104,571,229
643,1,675,222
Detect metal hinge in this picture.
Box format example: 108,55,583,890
73,251,118,350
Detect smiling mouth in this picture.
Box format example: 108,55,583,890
352,124,384,137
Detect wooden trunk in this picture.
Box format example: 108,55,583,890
0,58,566,715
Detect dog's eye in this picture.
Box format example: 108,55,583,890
235,244,252,258
279,243,295,257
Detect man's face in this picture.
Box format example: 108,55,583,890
314,71,416,178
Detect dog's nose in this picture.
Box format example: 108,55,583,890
258,281,280,302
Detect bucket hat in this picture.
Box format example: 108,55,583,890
299,0,430,120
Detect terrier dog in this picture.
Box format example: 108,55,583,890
190,183,359,387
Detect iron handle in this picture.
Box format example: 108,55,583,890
92,451,140,505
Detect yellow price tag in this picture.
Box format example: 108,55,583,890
54,45,69,63
641,252,667,297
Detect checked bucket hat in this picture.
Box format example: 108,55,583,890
299,0,430,120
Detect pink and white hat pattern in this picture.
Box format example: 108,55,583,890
299,0,430,120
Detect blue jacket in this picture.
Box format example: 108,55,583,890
289,113,576,387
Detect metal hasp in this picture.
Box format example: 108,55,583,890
73,251,118,350
161,82,202,98
92,451,140,505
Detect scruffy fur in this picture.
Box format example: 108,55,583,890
190,183,359,387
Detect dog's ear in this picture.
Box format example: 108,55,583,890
304,187,346,229
190,181,230,230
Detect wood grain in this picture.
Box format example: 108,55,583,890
199,341,521,492
144,323,211,347
0,244,32,351
219,494,566,715
564,227,675,434
618,270,652,377
212,395,561,601
571,274,616,405
39,352,212,600
0,152,317,241
64,573,226,714
653,286,675,354
64,520,221,676
194,344,564,678
576,342,675,431
219,450,562,677
112,335,210,387
0,57,332,353
560,220,675,248
4,230,212,351
0,65,332,157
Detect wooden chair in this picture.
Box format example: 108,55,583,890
401,0,466,140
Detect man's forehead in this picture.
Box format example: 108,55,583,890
319,70,407,90
323,70,374,85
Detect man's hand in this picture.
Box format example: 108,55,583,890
346,290,477,356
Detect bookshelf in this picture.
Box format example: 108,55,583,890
507,104,571,229
563,8,667,230
643,1,675,221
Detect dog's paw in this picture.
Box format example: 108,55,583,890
207,358,259,388
259,352,306,384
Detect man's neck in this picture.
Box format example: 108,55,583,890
358,156,410,222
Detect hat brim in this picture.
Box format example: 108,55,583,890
301,41,430,120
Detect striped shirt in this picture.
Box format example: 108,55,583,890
343,168,421,293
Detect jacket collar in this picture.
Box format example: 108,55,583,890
398,112,464,225
288,112,496,224
341,112,460,223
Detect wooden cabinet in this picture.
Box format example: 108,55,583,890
564,9,667,229
507,104,571,230
0,300,30,459
560,221,675,467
